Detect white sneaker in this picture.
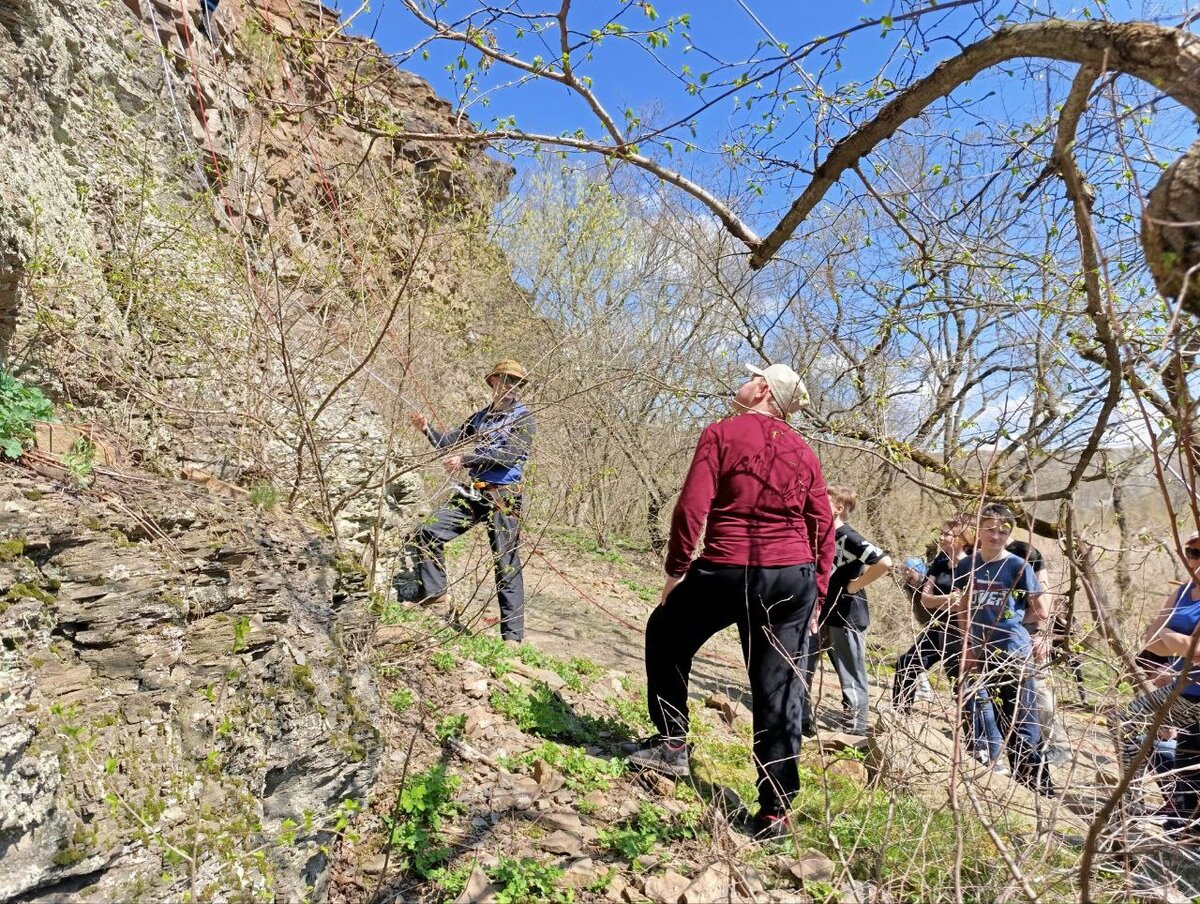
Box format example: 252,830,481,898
991,759,1010,776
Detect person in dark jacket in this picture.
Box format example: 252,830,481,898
800,484,891,735
626,362,836,840
407,359,535,642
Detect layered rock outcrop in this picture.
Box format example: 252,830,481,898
1,469,378,901
1,0,512,536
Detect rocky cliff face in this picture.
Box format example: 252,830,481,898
1,468,378,901
0,0,517,899
0,0,513,540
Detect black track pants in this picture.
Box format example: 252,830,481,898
644,561,816,815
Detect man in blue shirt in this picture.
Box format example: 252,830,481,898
951,503,1052,792
407,359,535,642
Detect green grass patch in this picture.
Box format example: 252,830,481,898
621,578,658,603
687,719,758,811
606,688,656,738
498,740,627,793
596,801,703,864
489,681,634,746
448,628,602,692
786,768,1075,902
552,528,650,564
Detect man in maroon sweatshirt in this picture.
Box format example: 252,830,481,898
628,363,835,838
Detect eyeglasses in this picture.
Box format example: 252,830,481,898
1185,548,1200,561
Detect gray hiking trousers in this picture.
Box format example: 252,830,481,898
412,486,524,641
802,623,870,734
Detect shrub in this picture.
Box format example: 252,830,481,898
382,764,459,878
0,369,53,459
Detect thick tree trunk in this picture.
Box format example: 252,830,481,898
1144,139,1200,312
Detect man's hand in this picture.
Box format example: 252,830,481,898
660,574,684,605
1031,634,1051,664
442,455,463,474
409,411,428,431
809,613,819,635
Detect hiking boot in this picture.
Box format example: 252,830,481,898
627,740,690,778
617,734,664,755
751,812,791,841
417,593,447,607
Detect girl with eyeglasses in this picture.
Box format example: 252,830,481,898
1113,532,1200,830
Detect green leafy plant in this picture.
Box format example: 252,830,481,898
0,369,53,459
382,764,460,878
61,435,95,487
498,740,626,793
388,688,414,713
489,681,631,745
596,801,701,864
584,868,615,894
431,650,457,673
429,862,474,899
232,616,251,653
486,855,572,904
248,481,278,509
435,713,467,741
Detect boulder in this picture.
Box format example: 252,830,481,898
784,849,835,886
705,691,752,726
867,710,1070,833
453,865,496,903
682,862,738,902
825,758,869,787
560,857,603,889
540,830,583,857
644,869,692,903
509,660,567,689
533,758,566,793
817,731,869,754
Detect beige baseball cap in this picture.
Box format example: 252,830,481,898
746,363,810,416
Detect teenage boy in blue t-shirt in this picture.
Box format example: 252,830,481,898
950,503,1052,793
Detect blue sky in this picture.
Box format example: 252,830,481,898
338,0,1196,453
354,1,871,135
342,1,1172,216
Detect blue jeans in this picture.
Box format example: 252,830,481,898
964,648,1049,790
893,623,1001,758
